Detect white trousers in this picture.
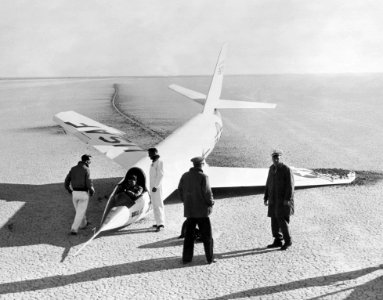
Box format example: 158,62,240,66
71,191,89,232
151,187,165,226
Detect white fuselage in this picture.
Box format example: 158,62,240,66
132,111,223,199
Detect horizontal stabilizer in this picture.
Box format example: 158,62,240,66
169,85,276,109
169,84,206,100
206,166,355,188
217,100,276,109
53,111,147,169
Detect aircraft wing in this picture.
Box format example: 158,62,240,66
53,111,147,169
206,166,355,188
169,84,206,100
217,100,276,109
169,84,276,109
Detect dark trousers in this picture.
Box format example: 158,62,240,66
183,217,214,263
271,215,291,244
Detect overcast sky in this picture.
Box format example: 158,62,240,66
1,0,383,77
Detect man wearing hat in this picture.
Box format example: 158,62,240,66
264,149,295,250
178,156,216,264
148,148,165,232
64,154,95,235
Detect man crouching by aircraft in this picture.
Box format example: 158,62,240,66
178,156,216,264
264,150,295,250
64,154,95,235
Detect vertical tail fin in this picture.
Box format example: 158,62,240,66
169,44,276,111
202,43,228,114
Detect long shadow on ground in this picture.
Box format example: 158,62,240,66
0,249,381,296
0,246,278,295
207,265,383,300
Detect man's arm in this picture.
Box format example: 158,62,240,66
283,166,295,205
85,169,95,196
155,160,164,187
126,186,143,199
178,175,184,202
152,160,164,192
202,175,214,207
64,171,72,194
116,183,125,194
264,169,270,206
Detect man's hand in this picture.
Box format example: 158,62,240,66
67,189,72,195
152,187,157,192
207,206,213,215
89,187,95,197
264,199,268,206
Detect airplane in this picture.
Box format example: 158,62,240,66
53,44,355,255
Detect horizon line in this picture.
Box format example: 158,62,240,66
2,71,383,81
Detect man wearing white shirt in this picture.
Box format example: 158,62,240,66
148,148,165,232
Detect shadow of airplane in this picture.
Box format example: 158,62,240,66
2,169,370,252
1,169,375,263
0,178,120,260
163,186,265,206
0,178,265,262
207,264,383,300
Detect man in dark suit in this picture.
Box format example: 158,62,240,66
178,156,216,264
264,149,295,250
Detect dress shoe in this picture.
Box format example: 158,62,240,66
155,225,164,232
280,242,292,251
80,222,90,229
70,231,77,236
207,259,217,264
267,239,283,248
152,225,158,228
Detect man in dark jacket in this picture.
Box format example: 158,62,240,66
64,154,95,235
178,156,216,264
264,150,295,250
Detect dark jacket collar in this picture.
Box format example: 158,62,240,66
272,162,284,170
190,166,204,173
78,161,89,168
